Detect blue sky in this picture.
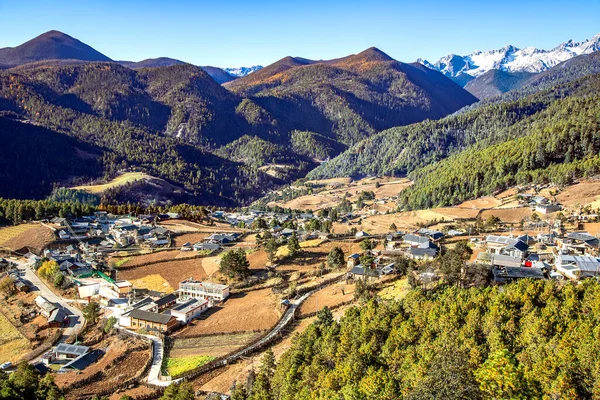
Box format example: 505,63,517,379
0,0,598,68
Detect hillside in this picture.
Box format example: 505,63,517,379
120,58,236,84
262,280,600,399
226,47,477,145
465,69,535,99
119,57,185,69
0,65,282,205
0,39,482,205
0,30,111,68
307,69,600,209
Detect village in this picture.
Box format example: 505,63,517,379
2,178,600,398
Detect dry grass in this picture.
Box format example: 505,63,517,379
300,239,326,248
170,331,261,358
378,278,410,301
72,172,151,194
456,197,502,209
0,312,30,363
269,177,411,211
173,233,209,247
129,274,173,292
180,289,282,335
119,257,207,290
115,250,192,267
480,208,533,224
298,282,355,317
557,181,600,208
0,223,55,251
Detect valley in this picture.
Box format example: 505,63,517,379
0,17,599,400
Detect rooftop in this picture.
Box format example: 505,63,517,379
129,309,175,325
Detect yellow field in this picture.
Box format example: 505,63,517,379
300,239,326,248
166,355,215,377
129,274,173,292
72,172,151,194
0,313,30,363
378,278,410,300
0,223,56,251
0,224,36,246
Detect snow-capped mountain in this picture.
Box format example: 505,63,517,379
224,65,263,77
419,33,600,84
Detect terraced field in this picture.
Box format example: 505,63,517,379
0,312,31,363
0,223,55,251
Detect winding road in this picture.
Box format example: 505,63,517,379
13,259,84,339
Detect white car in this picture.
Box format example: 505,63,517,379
0,362,12,370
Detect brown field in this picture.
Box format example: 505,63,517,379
582,223,600,236
298,282,355,317
270,177,411,211
170,331,262,358
172,233,209,247
119,257,207,291
115,250,193,268
557,181,600,208
179,288,282,335
56,335,151,399
161,219,242,234
480,208,533,223
201,256,222,278
456,196,502,209
0,223,55,251
0,312,31,363
247,249,269,270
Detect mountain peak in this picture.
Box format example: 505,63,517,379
0,30,111,68
421,32,600,84
356,47,393,61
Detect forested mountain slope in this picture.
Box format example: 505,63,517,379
0,65,281,205
262,280,600,399
307,69,600,209
0,46,477,204
227,48,477,145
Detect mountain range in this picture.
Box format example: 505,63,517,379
0,31,259,82
0,31,476,206
419,33,600,98
1,29,599,208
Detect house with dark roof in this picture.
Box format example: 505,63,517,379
51,344,89,363
128,309,179,333
555,255,600,280
48,309,68,328
486,235,529,259
408,247,437,260
477,253,522,268
60,349,103,371
154,294,178,311
492,266,545,284
563,232,600,255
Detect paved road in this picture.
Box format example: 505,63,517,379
13,259,84,339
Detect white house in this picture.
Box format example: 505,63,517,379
170,298,209,323
179,279,230,302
